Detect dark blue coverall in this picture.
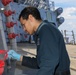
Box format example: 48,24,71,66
21,20,70,75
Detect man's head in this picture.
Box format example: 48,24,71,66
19,6,42,35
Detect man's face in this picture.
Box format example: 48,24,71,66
20,17,34,35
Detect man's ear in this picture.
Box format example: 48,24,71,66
28,14,34,22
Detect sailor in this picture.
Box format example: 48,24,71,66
8,6,70,75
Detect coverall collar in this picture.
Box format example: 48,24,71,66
35,20,48,35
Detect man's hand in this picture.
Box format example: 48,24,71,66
8,50,21,61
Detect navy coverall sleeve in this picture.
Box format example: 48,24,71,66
22,56,39,69
37,25,59,75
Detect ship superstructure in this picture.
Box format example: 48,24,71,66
0,0,64,43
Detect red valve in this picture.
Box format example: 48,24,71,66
0,64,4,75
1,0,13,6
0,60,5,75
8,33,19,39
4,10,15,17
0,50,8,75
6,21,17,28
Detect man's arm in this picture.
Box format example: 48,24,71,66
8,50,39,69
21,56,39,69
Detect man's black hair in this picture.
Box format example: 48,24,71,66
19,6,42,20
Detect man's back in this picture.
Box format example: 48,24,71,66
47,21,70,72
47,22,70,74
35,20,70,75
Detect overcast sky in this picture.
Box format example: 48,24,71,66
49,0,76,36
